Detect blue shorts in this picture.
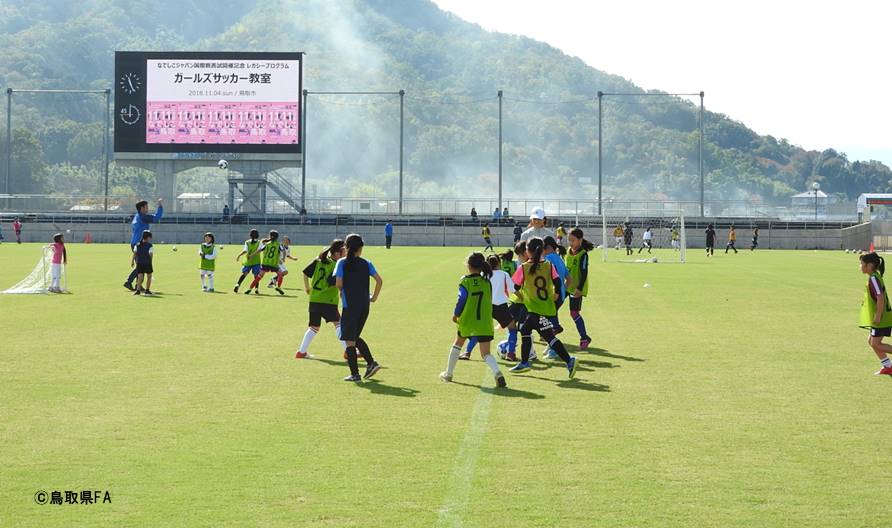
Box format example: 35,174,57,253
241,264,261,276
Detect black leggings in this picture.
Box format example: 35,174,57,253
519,312,571,363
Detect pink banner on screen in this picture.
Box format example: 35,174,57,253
146,102,299,145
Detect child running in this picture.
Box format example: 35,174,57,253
268,235,298,289
46,233,67,293
459,254,519,362
441,252,507,387
725,226,738,254
336,234,383,382
482,223,493,252
246,230,284,295
509,237,578,377
859,252,892,376
198,232,218,292
566,228,594,349
499,240,532,362
234,229,262,293
750,227,759,251
613,224,624,250
542,236,570,359
638,227,653,254
131,230,154,296
296,239,348,359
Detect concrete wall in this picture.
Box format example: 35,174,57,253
841,223,871,252
8,221,844,250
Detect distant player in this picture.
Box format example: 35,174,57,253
198,232,218,292
508,237,577,377
460,254,519,361
482,223,493,252
555,223,567,247
750,227,759,251
13,217,22,244
336,234,383,382
441,252,507,387
638,227,653,254
247,230,284,295
613,225,624,250
131,230,154,296
46,232,67,293
513,222,523,243
124,198,163,291
725,226,738,254
705,224,716,257
859,252,892,376
671,227,680,251
234,229,261,293
566,228,594,349
296,239,348,359
623,223,634,256
268,235,298,289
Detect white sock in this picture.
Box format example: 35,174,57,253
200,273,206,288
300,328,317,353
208,272,214,290
335,324,347,350
483,354,501,376
446,345,461,376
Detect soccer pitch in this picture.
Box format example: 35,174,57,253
0,243,884,527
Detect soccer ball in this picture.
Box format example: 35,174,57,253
172,246,177,252
845,249,850,253
218,159,229,170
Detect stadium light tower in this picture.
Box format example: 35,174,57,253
812,181,820,221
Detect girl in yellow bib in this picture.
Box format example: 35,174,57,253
509,237,578,377
860,252,892,375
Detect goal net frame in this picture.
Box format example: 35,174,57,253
2,246,67,294
602,209,687,263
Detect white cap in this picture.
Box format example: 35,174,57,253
530,207,546,220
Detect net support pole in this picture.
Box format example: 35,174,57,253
498,89,503,211
5,88,11,196
597,91,603,216
399,89,404,216
103,88,111,212
699,91,704,218
301,88,308,211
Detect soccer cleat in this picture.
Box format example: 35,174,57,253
123,282,135,291
579,338,591,350
207,288,214,293
244,289,252,295
133,290,141,296
439,371,453,383
529,348,538,362
267,282,275,288
202,286,208,292
344,374,362,382
509,362,531,373
276,287,285,296
874,366,892,376
295,351,310,359
567,357,578,379
495,373,507,388
544,348,559,360
253,289,260,295
506,351,517,362
458,351,471,360
363,362,381,379
144,290,153,296
233,286,239,293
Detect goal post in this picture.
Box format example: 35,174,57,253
2,246,66,294
602,209,686,263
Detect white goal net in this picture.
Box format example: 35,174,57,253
602,210,686,263
2,246,66,294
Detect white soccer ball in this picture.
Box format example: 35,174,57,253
643,283,651,288
172,246,177,252
845,249,850,253
218,159,229,170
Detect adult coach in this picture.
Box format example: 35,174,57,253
520,207,553,242
384,220,393,249
124,198,163,291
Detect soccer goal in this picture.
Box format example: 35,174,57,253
2,246,66,294
601,209,687,263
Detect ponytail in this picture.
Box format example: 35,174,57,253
499,249,514,262
319,238,345,263
467,252,493,279
569,227,595,251
862,251,886,276
527,237,545,274
345,233,364,260
487,254,501,271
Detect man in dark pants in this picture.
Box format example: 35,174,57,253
384,220,393,249
705,223,716,256
124,198,163,290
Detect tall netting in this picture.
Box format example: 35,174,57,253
2,247,66,294
601,210,686,263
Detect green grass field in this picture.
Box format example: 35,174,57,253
0,242,885,527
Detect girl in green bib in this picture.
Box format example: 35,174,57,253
566,228,595,349
198,232,218,292
859,252,892,375
246,230,284,295
296,239,347,359
440,252,507,388
509,237,578,378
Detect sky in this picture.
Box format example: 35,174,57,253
432,0,892,168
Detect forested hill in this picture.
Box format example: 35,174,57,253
0,0,888,203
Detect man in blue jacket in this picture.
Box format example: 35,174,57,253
124,198,163,290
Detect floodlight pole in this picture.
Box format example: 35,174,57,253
399,89,404,216
5,88,10,197
597,91,603,215
301,88,308,210
699,91,705,217
498,90,503,211
103,88,111,212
